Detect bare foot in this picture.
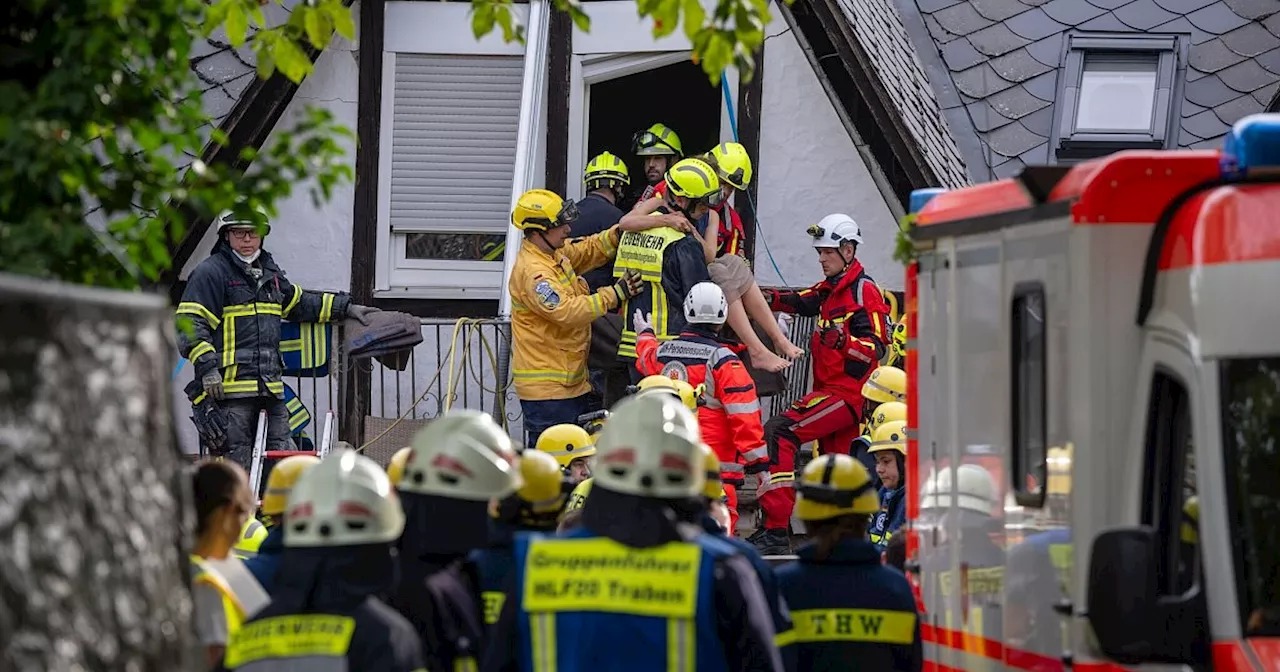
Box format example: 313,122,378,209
749,347,792,372
778,340,805,360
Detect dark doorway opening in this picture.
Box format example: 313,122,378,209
586,59,721,201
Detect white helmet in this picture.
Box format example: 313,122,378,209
809,213,862,249
214,207,271,237
683,281,728,325
399,409,520,501
919,464,997,516
593,392,704,499
285,449,405,548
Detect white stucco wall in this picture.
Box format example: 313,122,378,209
753,24,902,291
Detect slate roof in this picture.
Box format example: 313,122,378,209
876,0,1280,181
835,0,973,188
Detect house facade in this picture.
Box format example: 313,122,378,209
169,0,1280,456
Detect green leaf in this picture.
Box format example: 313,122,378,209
225,2,249,46
256,49,277,79
304,8,334,49
274,39,313,82
329,3,356,39
682,0,705,41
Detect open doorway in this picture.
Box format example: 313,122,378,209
586,59,721,205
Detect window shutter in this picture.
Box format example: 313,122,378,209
389,54,524,233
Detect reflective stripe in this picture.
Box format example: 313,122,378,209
178,301,221,327
191,555,246,635
863,378,905,402
319,293,334,322
710,347,736,367
789,608,916,644
795,401,846,428
483,591,506,625
513,369,588,384
283,284,303,315
758,472,796,495
740,446,768,462
775,628,798,648
234,655,348,671
188,341,216,362
530,613,557,672
723,400,760,414
667,617,694,672
845,342,875,363
703,398,722,410
454,658,479,672
720,463,745,474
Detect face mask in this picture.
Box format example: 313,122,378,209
234,249,261,264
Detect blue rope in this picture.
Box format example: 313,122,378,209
721,72,790,287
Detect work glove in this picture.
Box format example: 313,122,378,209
191,397,229,454
612,268,644,302
201,370,225,401
346,304,377,326
818,326,847,351
633,308,654,335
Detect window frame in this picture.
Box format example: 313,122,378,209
1053,33,1181,161
1010,281,1048,508
1138,368,1198,597
375,1,531,301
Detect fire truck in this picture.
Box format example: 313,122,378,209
901,113,1280,672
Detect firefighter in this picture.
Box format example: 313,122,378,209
614,158,718,377
242,453,319,593
775,453,922,672
481,392,785,672
534,423,595,485
473,450,567,639
577,151,631,291
177,209,375,471
848,366,907,487
216,449,426,671
508,188,680,445
756,213,893,555
631,122,683,205
850,399,907,490
629,373,702,411
392,409,519,672
917,465,1004,649
634,281,771,535
671,445,799,672
192,459,268,667
867,420,907,550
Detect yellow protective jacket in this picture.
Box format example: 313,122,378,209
510,229,622,400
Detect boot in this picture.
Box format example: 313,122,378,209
751,528,792,556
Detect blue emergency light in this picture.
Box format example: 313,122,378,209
1220,113,1280,180
909,188,947,215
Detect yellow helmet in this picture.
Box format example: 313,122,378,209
664,158,721,203
893,318,908,355
233,517,268,559
512,189,580,232
868,420,907,456
517,450,567,506
863,366,907,404
261,454,321,516
387,447,412,487
563,477,593,515
535,424,596,469
584,151,630,189
868,401,907,435
709,142,753,190
632,123,683,157
700,444,727,501
631,375,700,411
1181,496,1199,544
795,453,880,521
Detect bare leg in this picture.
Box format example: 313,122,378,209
727,299,791,372
743,284,805,359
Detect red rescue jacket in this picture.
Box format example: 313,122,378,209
767,260,892,407
634,327,770,484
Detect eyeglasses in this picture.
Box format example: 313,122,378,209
632,130,679,155
227,228,260,241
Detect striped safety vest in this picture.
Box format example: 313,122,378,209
614,223,686,359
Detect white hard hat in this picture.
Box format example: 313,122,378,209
809,213,863,249
593,392,704,499
214,207,271,236
683,281,728,326
919,464,997,516
284,449,405,548
398,409,520,501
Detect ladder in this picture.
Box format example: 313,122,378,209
248,409,338,505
